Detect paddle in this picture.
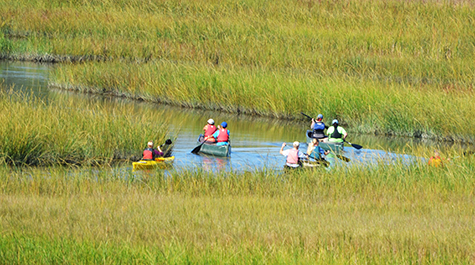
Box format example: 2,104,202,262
336,154,351,162
191,140,206,154
301,112,313,120
308,154,330,167
343,139,363,150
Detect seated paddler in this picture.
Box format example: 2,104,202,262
202,118,217,143
212,121,230,146
310,114,328,140
307,138,330,161
280,141,308,168
327,119,348,143
142,141,163,160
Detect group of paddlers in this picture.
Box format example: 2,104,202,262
310,114,348,143
200,119,230,146
280,113,349,168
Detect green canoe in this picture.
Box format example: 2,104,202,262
306,130,344,153
198,142,231,157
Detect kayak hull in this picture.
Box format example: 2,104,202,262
306,130,344,153
132,156,175,170
284,160,328,171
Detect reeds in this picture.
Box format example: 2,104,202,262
2,0,475,141
1,156,474,263
51,61,475,142
0,88,170,166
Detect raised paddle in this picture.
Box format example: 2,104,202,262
343,139,363,150
301,112,313,120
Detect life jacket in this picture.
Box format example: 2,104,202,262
204,124,217,137
312,122,326,138
311,147,322,160
287,149,299,165
428,156,443,167
330,125,343,139
217,128,229,142
143,147,154,160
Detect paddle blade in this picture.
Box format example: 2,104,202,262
191,141,204,154
191,145,201,154
336,155,351,162
350,143,363,150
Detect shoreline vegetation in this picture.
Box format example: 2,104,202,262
2,1,475,262
1,162,475,263
0,88,170,166
1,0,474,143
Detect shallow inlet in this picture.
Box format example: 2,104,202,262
0,61,465,173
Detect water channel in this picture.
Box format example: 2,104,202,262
1,61,465,173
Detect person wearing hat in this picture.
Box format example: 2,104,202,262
280,141,308,168
212,121,230,146
311,114,328,140
142,141,164,160
326,119,347,143
202,118,217,143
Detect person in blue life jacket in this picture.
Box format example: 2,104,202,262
311,114,328,140
307,138,330,160
142,141,163,160
212,122,230,146
326,119,348,143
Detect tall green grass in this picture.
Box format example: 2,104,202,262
0,88,170,166
2,0,475,141
52,61,475,142
1,0,474,84
0,157,474,263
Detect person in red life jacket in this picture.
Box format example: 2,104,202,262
142,141,163,160
428,150,450,167
212,121,230,146
202,118,217,143
279,141,308,168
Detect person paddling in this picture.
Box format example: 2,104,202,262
202,118,217,143
142,141,163,160
311,114,328,140
280,141,308,168
327,119,348,143
212,122,230,146
428,150,450,167
307,138,330,161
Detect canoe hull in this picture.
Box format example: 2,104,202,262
306,130,344,152
199,143,231,157
132,156,175,170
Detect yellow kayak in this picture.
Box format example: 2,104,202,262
132,156,175,170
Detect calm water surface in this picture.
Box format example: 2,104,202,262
1,61,463,174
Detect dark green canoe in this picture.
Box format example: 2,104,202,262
198,142,231,157
306,130,344,153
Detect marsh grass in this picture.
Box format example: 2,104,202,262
1,0,475,82
0,156,474,264
0,88,170,166
52,61,475,142
2,0,475,142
